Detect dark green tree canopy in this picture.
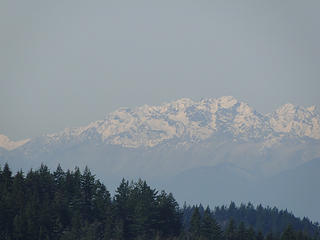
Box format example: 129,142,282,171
0,163,319,240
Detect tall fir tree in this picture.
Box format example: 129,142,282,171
281,225,296,240
200,207,214,239
190,206,201,239
237,222,248,240
225,219,237,240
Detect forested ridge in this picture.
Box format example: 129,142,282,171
0,163,319,240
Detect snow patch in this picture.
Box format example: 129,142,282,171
0,134,30,150
217,96,238,109
10,96,319,149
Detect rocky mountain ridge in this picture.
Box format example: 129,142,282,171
2,96,318,150
1,96,320,221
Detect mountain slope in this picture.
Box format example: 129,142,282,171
1,96,320,220
165,157,320,222
3,96,319,173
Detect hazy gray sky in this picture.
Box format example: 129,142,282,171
1,0,319,140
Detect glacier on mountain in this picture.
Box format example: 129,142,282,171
1,96,320,222
1,96,319,150
70,96,320,147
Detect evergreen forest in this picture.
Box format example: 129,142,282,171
0,163,319,240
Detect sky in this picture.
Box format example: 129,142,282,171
1,0,319,140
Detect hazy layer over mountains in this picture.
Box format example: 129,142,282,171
1,96,319,221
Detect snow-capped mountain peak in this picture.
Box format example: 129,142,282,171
216,95,238,109
307,105,316,113
2,97,319,223
33,97,319,148
269,103,320,139
0,134,30,151
2,97,320,150
61,97,318,148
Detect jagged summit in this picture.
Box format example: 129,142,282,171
270,103,320,139
2,97,319,223
92,96,261,147
2,97,320,150
90,96,318,147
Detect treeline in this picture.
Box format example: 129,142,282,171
0,163,180,240
182,205,320,240
183,203,320,237
0,163,319,240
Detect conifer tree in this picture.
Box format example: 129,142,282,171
212,217,223,240
237,221,248,240
281,225,296,240
200,207,213,239
54,164,65,188
0,163,13,239
190,207,201,239
81,166,96,221
114,179,134,239
157,191,181,237
256,230,264,240
13,214,26,240
225,219,237,240
247,226,256,240
1,162,319,240
266,232,274,240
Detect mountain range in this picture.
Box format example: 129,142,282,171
1,96,320,221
